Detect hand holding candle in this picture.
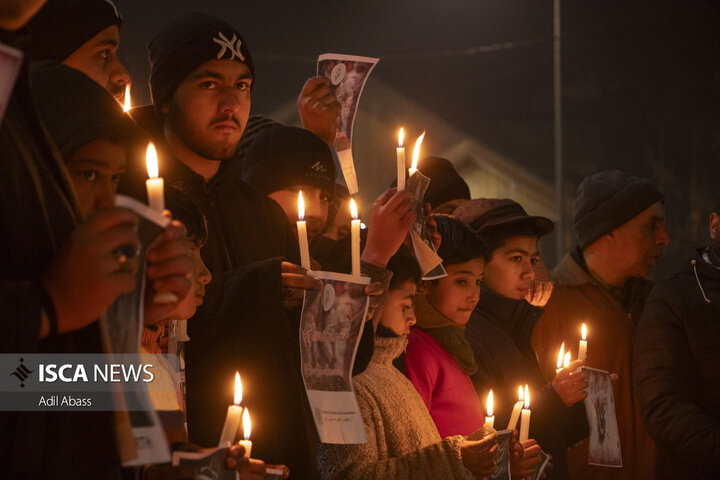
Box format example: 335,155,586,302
408,131,425,178
297,191,311,270
506,386,524,430
519,384,531,442
239,408,252,459
579,323,588,362
396,128,406,190
350,198,360,278
218,372,244,447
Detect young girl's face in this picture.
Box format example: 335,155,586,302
378,280,417,336
426,258,484,326
167,246,212,321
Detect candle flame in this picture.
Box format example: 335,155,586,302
398,128,404,147
349,197,358,220
524,385,530,409
410,131,426,172
582,323,587,340
298,191,305,221
122,84,131,112
563,352,571,369
233,372,243,406
486,390,493,417
518,385,524,402
146,143,159,179
242,408,251,440
556,342,565,369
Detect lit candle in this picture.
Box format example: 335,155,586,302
239,408,252,459
218,372,243,447
297,191,311,270
484,390,495,431
519,385,531,442
564,352,571,369
145,143,164,213
122,84,131,112
579,323,588,362
396,128,406,190
506,386,524,430
556,342,565,374
350,198,360,277
408,131,426,177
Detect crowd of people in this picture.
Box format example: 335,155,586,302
1,0,718,479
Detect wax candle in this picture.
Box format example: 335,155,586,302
564,352,571,369
579,323,588,362
396,128,406,190
519,385,531,442
297,191,311,270
239,408,252,459
350,198,360,277
506,386,524,430
556,342,565,374
408,131,426,177
145,143,164,213
484,390,495,431
123,84,131,112
218,372,243,446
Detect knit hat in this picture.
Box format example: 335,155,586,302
241,126,336,195
30,62,145,158
28,0,122,62
148,12,254,110
454,198,554,237
418,157,471,208
573,170,663,249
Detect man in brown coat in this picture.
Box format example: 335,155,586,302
532,170,669,479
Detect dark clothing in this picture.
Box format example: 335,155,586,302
0,31,120,479
635,247,720,479
466,287,587,479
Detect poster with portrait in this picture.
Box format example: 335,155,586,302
173,446,235,480
406,171,446,280
300,271,370,444
317,53,379,194
0,42,22,126
583,367,622,467
489,429,513,480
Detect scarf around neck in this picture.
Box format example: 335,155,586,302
413,294,478,375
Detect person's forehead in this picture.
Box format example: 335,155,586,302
87,24,120,48
629,201,665,225
497,235,539,253
186,58,252,80
448,258,485,275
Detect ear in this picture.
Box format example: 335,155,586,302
709,213,720,240
416,280,429,296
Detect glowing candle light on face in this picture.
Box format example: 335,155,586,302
396,128,406,190
239,408,252,459
556,342,565,374
297,191,311,270
145,143,164,212
519,384,531,442
408,131,425,177
579,323,588,362
218,372,243,446
350,198,360,278
485,390,495,431
507,385,524,430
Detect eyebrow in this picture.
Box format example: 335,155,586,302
504,248,539,256
453,270,479,276
69,157,122,170
189,71,254,82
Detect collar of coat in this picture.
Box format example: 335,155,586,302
475,286,543,336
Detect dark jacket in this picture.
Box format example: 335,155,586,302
466,286,587,479
635,247,720,479
0,31,120,478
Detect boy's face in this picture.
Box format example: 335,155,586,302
483,235,539,300
426,258,484,326
165,246,212,321
378,280,417,336
268,185,331,241
66,137,127,218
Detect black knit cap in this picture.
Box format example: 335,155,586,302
418,156,471,208
241,126,337,196
28,0,122,62
30,62,145,159
453,198,554,237
573,170,664,249
148,12,254,110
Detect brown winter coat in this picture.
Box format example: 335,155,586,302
531,254,656,479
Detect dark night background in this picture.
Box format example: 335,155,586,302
116,0,720,279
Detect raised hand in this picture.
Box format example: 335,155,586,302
297,76,341,145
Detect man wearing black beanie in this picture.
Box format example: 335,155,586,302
532,170,669,479
28,0,129,100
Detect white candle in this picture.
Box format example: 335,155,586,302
218,372,243,447
579,323,588,362
408,131,425,177
396,128,406,190
145,143,164,213
519,384,531,442
506,385,524,430
484,390,495,431
556,342,565,374
297,191,311,270
239,408,252,459
564,352,571,369
350,198,360,277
